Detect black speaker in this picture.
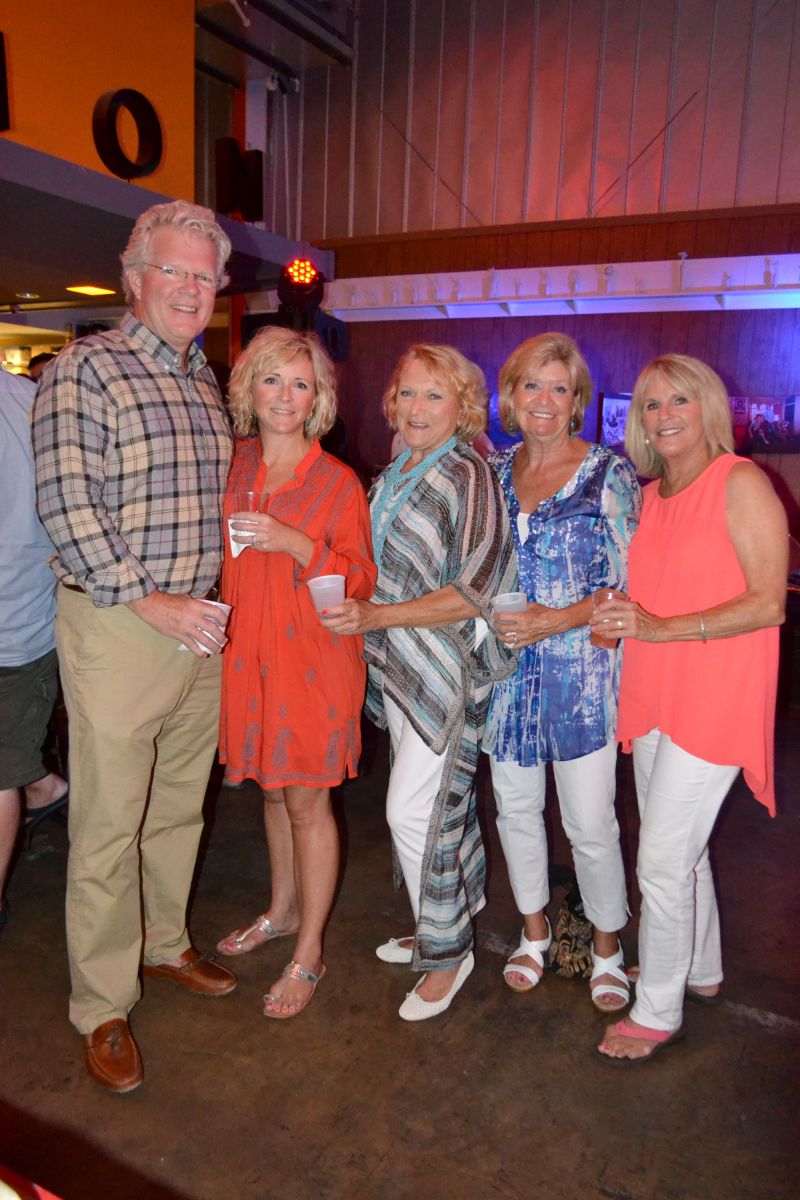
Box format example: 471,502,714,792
215,137,264,222
240,310,348,363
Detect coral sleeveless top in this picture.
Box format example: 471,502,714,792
617,454,779,814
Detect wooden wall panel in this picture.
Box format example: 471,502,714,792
432,0,471,231
558,0,604,219
464,0,504,228
737,0,796,207
591,0,640,219
492,0,534,227
377,2,412,237
277,0,800,241
321,205,800,278
697,0,754,211
526,1,570,221
352,1,388,236
299,69,328,240
777,4,800,203
336,309,800,514
406,0,443,233
625,0,675,216
324,64,354,239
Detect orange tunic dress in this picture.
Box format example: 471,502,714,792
616,454,779,814
219,438,376,789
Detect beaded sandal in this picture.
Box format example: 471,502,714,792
263,961,326,1019
216,914,295,957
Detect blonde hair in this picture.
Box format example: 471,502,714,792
497,333,591,435
626,354,734,477
382,344,487,442
228,326,338,440
121,200,231,304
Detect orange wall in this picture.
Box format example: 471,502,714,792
2,0,194,199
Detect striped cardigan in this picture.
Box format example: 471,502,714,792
364,441,518,969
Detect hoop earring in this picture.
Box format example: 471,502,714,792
569,413,579,436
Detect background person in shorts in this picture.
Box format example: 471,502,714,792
0,366,68,932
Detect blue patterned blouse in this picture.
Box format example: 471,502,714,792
483,443,641,765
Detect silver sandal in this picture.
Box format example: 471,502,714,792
263,960,326,1020
216,914,293,957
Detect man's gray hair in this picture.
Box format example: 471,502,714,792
120,200,232,304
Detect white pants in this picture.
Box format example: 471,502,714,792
631,727,740,1032
384,694,446,921
490,741,627,933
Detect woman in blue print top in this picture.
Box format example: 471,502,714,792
483,333,641,1012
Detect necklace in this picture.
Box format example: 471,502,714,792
371,436,458,566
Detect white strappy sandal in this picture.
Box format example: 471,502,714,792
503,918,552,993
590,942,631,1013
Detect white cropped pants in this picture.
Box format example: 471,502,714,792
489,740,628,933
631,727,739,1032
383,693,446,921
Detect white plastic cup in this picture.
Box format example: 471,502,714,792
491,591,528,614
228,491,269,558
307,574,346,614
179,599,233,652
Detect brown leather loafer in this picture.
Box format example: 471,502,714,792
83,1019,143,1093
143,947,237,997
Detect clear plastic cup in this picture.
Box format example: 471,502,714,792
235,491,269,512
307,574,346,614
228,492,269,558
591,589,622,648
491,591,528,614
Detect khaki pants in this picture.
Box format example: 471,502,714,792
56,585,222,1034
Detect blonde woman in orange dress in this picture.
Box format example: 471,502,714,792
216,327,376,1019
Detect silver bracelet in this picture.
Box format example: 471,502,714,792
699,611,708,643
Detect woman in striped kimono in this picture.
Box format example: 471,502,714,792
322,344,517,1021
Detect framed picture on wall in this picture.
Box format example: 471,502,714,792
730,396,800,453
599,392,800,457
597,392,632,457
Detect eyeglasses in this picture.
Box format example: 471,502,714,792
142,263,219,290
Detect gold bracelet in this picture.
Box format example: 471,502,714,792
699,611,708,643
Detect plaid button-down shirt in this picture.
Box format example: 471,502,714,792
32,313,233,607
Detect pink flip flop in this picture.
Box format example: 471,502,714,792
596,1016,685,1066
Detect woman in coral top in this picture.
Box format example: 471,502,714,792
216,327,376,1019
591,354,787,1065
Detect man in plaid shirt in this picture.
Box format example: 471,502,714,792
32,201,236,1094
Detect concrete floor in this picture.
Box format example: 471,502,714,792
1,677,798,1199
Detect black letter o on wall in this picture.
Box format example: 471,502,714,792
92,89,163,179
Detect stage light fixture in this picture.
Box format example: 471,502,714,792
277,258,325,312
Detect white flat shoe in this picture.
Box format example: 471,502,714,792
376,936,414,964
503,918,552,993
398,952,474,1021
